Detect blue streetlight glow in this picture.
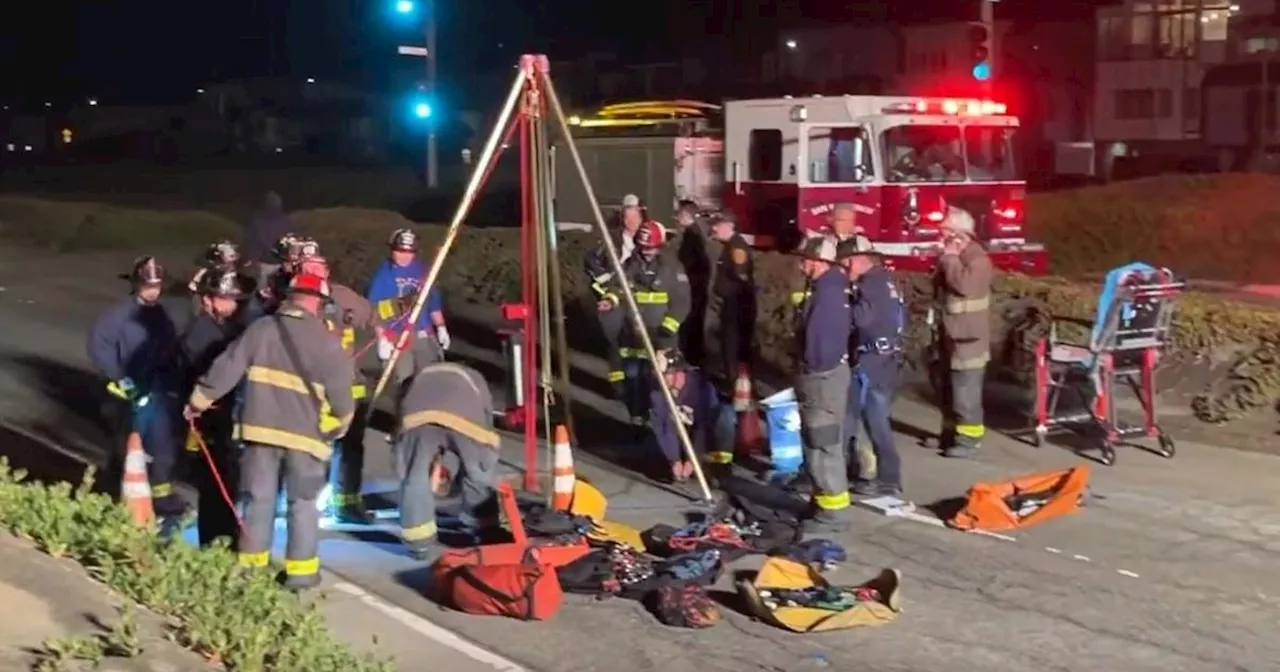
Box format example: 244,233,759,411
396,0,415,13
972,61,991,81
414,102,432,119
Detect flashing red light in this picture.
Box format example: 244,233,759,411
924,210,946,223
886,99,1008,116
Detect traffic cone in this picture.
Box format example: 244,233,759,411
551,425,575,511
733,364,763,457
120,432,154,527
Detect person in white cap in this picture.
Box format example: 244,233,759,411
932,206,993,459
585,194,646,396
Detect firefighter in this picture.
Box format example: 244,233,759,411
649,349,716,483
393,362,499,561
792,236,854,532
613,221,690,426
933,206,993,459
839,236,906,499
368,229,449,387
188,240,245,316
587,194,645,394
179,267,250,547
707,210,755,391
826,203,860,240
295,246,379,524
184,272,356,591
242,233,300,322
87,256,185,524
673,200,710,368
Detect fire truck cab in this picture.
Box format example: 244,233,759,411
722,95,1048,274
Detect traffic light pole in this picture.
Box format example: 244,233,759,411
425,2,439,188
979,0,995,94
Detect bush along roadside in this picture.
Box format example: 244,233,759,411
0,461,392,672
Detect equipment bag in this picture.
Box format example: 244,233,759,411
437,559,563,621
947,465,1090,532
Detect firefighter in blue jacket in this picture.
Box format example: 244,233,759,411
792,236,854,533
839,236,905,500
649,349,717,483
87,256,185,522
367,229,450,387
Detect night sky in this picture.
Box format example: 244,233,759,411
0,1,1109,106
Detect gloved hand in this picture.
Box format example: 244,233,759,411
435,325,451,350
376,334,394,361
677,404,694,426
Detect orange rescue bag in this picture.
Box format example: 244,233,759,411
947,465,1090,532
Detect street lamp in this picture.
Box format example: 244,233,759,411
390,0,437,187
785,39,798,50
88,98,98,106
415,102,433,119
396,0,415,13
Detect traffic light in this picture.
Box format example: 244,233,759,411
414,101,432,119
395,0,415,13
968,22,992,82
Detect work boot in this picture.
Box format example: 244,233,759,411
851,479,880,498
942,444,976,459
280,572,322,592
877,482,905,499
405,538,446,563
335,501,375,525
804,507,854,535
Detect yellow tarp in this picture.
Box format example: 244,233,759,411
568,479,607,521
738,558,902,633
587,520,646,550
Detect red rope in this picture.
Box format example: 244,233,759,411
186,417,245,533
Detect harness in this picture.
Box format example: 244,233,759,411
853,275,905,357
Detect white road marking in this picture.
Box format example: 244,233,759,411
331,581,532,672
1044,547,1062,554
1072,554,1091,562
1116,569,1140,578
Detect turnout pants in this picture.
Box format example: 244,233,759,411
238,443,327,584
939,364,987,452
330,399,369,509
188,407,240,547
716,302,756,390
133,393,184,518
846,357,902,490
395,425,498,552
795,363,852,512
599,308,626,395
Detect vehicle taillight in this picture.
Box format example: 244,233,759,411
902,191,947,236
990,198,1023,235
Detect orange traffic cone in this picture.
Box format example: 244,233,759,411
733,364,763,457
551,425,575,511
120,432,155,527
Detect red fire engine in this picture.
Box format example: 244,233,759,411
556,96,1048,275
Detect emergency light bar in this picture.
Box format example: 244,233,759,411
883,99,1007,116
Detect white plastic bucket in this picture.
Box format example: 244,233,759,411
761,388,802,475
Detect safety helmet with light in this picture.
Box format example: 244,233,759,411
274,233,300,261
389,228,418,252
197,268,245,298
636,221,666,250
205,240,240,267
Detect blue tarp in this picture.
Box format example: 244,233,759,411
1092,261,1156,346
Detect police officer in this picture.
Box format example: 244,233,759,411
184,272,355,591
367,229,449,387
707,210,755,390
393,362,499,561
839,236,906,499
87,256,185,524
792,236,854,532
933,206,993,459
613,221,691,426
587,194,645,394
296,246,379,524
649,349,716,483
179,267,250,547
673,200,710,367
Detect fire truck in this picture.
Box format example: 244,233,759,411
555,96,1048,274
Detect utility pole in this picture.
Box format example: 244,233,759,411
980,0,996,96
426,2,438,188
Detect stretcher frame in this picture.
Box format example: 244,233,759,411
364,55,714,503
1029,269,1185,466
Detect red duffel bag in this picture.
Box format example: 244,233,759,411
433,551,564,621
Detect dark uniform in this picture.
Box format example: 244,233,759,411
187,273,355,591
711,232,755,385
615,222,691,423
179,269,250,547
840,240,905,498
323,282,377,522
393,362,500,560
792,237,853,531
584,224,637,393
674,210,711,367
648,350,717,480
86,257,184,520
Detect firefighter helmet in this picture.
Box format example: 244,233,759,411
294,237,321,260
389,228,418,252
796,234,839,263
129,256,166,286
197,267,245,298
274,233,300,261
835,234,879,260
205,240,240,267
287,272,330,299
636,221,666,250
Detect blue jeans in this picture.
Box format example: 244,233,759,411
845,363,902,489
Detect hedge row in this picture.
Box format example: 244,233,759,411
295,208,1280,425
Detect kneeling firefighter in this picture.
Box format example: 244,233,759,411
179,267,251,547
614,221,690,426
393,362,500,561
792,236,854,533
649,349,717,483
184,272,356,591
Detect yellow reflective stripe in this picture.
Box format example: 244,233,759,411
106,381,130,400
152,482,172,498
707,451,734,464
634,291,669,304
618,347,649,359
376,299,397,320
590,282,608,297
352,384,368,399
238,551,270,568
285,557,320,577
401,410,501,448
945,295,990,314
660,316,680,333
333,493,361,506
237,425,334,460
608,370,626,382
815,491,851,511
956,423,986,439
402,520,438,542
790,291,809,305
341,327,355,351
247,366,325,397
603,293,619,305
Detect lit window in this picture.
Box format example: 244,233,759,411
1201,10,1228,41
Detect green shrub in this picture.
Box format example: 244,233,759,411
0,463,391,672
0,197,238,251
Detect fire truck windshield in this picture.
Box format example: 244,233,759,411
883,124,1019,183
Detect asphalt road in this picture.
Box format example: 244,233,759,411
1,248,1279,672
